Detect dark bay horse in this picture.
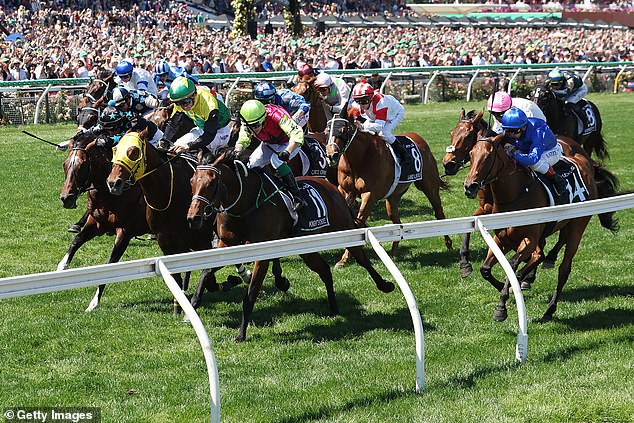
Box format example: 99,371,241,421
106,132,250,314
530,85,608,160
78,68,117,109
186,150,395,342
59,132,149,311
292,80,327,133
464,134,619,322
326,112,453,267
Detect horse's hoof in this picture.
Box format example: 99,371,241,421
85,301,99,313
240,270,252,284
493,306,508,322
225,275,243,290
542,260,555,269
56,263,69,272
379,280,395,293
67,224,81,233
520,281,532,290
182,314,191,323
334,261,345,270
275,276,290,292
460,262,473,278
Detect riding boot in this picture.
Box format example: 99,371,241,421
389,140,412,167
281,173,308,211
545,166,569,201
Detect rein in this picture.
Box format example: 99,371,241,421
143,161,174,211
326,117,359,156
192,161,247,216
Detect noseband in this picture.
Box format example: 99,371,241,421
326,117,358,156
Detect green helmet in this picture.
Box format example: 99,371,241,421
240,100,266,126
169,76,196,101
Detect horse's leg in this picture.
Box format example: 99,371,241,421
337,192,376,268
542,234,566,269
415,171,452,251
459,201,491,278
57,217,99,271
300,252,340,316
235,263,252,284
189,268,221,310
493,237,537,321
347,246,395,293
68,208,90,233
236,260,269,342
271,258,290,292
542,222,588,321
171,272,184,316
86,228,132,312
385,193,403,256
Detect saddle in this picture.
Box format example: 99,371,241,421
534,157,589,206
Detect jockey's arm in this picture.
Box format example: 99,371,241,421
189,110,219,150
362,105,388,134
234,125,252,153
513,135,545,166
279,115,304,153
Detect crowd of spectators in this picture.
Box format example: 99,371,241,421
0,0,632,82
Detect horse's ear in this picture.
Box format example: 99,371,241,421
138,126,149,140
94,97,104,108
197,149,205,164
493,133,506,143
474,110,484,122
460,108,465,120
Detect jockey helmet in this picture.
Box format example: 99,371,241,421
501,107,528,130
253,82,277,103
487,91,512,113
112,87,131,107
352,82,375,103
154,61,171,76
169,76,196,101
548,69,565,89
115,61,134,77
239,100,266,126
298,64,316,78
99,106,128,133
314,73,332,89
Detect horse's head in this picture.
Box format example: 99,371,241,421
60,137,105,208
325,109,356,167
443,109,485,176
187,148,245,229
292,81,314,102
529,85,555,112
82,69,116,105
76,97,103,132
146,103,173,132
463,133,509,199
107,132,148,196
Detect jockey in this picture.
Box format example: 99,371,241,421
159,76,231,155
313,72,350,117
153,60,199,99
115,60,158,96
110,87,159,118
253,82,311,129
350,82,412,167
234,99,308,211
298,63,319,81
546,69,590,127
487,91,546,134
79,106,163,148
501,107,569,199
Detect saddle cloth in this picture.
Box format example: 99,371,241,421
384,135,423,198
269,177,330,232
568,99,597,136
534,156,589,206
297,137,328,178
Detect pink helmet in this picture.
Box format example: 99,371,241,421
487,91,512,113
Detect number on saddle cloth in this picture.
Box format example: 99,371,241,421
535,158,589,206
393,135,423,183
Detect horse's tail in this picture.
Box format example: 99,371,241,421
593,162,620,233
589,104,609,161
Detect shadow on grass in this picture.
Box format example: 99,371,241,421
562,284,634,303
556,308,634,331
275,388,418,423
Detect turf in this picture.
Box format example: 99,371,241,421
0,93,632,423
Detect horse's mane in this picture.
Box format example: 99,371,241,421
200,146,250,166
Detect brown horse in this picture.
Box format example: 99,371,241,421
78,68,117,109
106,132,250,314
59,132,149,311
464,134,619,322
186,149,395,342
443,109,592,278
292,80,328,133
325,111,453,267
529,85,608,160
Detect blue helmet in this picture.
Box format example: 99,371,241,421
548,69,564,82
111,87,131,107
501,107,528,130
253,82,277,102
115,61,134,77
154,61,170,76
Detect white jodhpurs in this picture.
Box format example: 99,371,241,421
530,143,563,174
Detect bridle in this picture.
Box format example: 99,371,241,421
326,117,358,157
65,146,94,195
191,161,248,218
84,78,113,103
445,118,479,172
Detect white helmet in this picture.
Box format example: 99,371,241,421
314,73,332,89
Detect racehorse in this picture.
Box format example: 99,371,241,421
463,133,619,322
59,132,149,311
106,131,250,314
529,85,608,160
292,80,327,132
443,109,595,279
78,68,117,109
325,110,453,267
186,149,395,342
